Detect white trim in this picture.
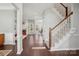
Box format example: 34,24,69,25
17,48,23,54
4,43,15,45
49,48,79,51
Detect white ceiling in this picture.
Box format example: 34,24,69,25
23,3,54,20
0,3,15,10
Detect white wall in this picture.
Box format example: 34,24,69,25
69,3,79,49
0,10,15,45
0,10,15,33
71,4,79,32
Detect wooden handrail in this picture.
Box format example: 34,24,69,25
66,7,68,17
60,3,67,9
51,12,73,31
60,3,68,17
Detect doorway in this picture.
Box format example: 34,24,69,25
26,19,44,48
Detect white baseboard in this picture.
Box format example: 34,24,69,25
17,48,23,54
49,48,79,51
4,42,15,45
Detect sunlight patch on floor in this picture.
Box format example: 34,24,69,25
32,47,46,49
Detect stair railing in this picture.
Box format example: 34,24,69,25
45,12,73,50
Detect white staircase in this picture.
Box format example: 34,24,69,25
44,3,74,51
50,28,76,51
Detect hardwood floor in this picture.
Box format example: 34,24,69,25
2,34,79,56
20,34,79,56
20,34,51,56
